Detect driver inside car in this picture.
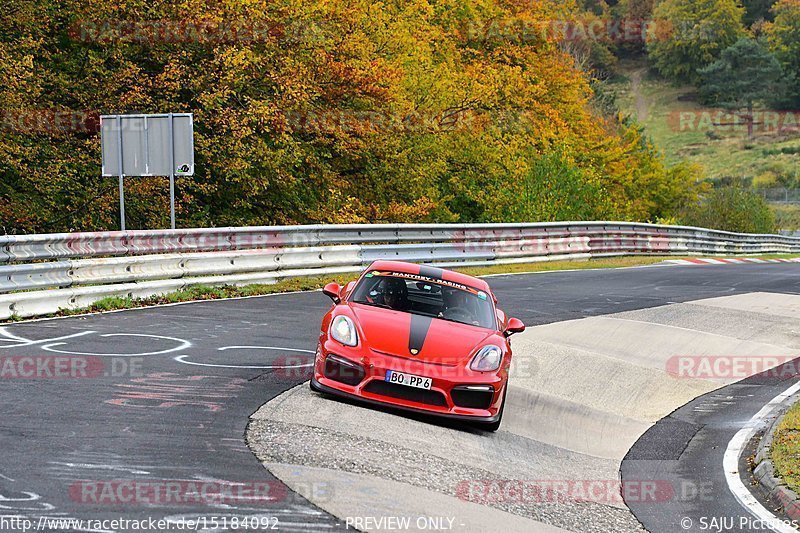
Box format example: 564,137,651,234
440,288,476,323
381,278,410,311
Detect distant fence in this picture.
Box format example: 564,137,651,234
1,222,799,319
758,188,800,204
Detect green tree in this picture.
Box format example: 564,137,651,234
698,38,785,137
681,186,776,232
765,0,800,107
485,151,614,223
647,0,747,84
743,0,777,25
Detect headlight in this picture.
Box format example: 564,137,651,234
330,315,358,347
470,345,503,372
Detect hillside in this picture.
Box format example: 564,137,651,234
610,60,800,185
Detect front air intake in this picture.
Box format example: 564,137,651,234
451,385,495,409
323,354,365,386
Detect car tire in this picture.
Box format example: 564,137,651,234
481,387,506,432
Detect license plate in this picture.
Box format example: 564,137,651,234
385,370,432,390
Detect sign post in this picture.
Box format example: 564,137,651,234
100,113,194,230
115,115,126,231
168,113,176,230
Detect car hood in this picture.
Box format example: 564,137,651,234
350,303,496,365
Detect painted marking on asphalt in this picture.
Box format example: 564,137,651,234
0,489,55,512
0,330,94,349
0,327,30,343
174,355,314,370
105,373,246,411
667,258,800,266
41,333,192,356
48,462,151,476
723,380,800,533
218,346,314,353
175,346,315,369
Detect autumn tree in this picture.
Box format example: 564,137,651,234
613,0,657,55
0,0,710,232
647,0,747,84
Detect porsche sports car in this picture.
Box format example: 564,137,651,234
310,260,525,431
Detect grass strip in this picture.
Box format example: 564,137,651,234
770,401,800,494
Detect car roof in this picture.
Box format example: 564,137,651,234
366,260,492,292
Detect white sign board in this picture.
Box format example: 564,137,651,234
101,113,194,177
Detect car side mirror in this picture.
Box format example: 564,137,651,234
323,282,341,303
343,281,356,298
505,317,525,337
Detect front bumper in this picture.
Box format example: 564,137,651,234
312,341,506,423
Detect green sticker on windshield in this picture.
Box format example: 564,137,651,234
365,272,374,278
478,291,487,300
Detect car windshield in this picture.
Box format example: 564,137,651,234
350,270,497,330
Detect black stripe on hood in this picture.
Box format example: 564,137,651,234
418,265,444,279
408,314,433,354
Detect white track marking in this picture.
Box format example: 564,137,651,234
175,345,314,369
0,475,112,531
0,490,55,511
218,346,314,353
48,462,151,475
0,327,31,343
174,355,314,370
0,491,41,503
41,333,191,356
724,381,800,533
0,330,94,349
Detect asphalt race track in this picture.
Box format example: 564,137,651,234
623,368,799,533
1,262,799,532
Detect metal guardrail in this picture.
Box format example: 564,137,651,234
1,222,799,319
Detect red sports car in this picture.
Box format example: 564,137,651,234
310,260,525,431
